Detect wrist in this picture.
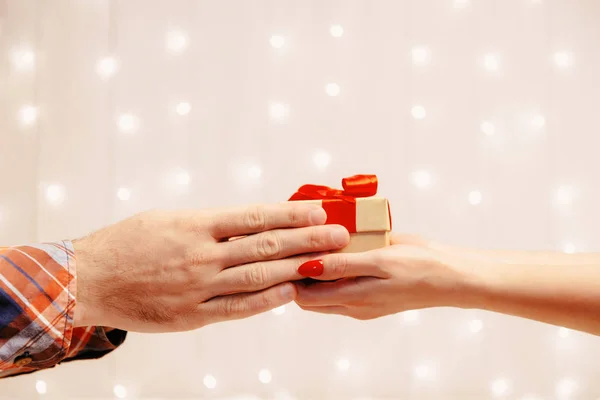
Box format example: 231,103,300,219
438,251,497,310
73,238,102,327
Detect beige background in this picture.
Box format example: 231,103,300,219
2,0,600,399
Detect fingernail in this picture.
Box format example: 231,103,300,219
331,226,350,247
280,284,296,300
309,207,327,225
298,260,324,277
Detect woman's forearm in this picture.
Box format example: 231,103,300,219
460,252,600,336
432,240,599,266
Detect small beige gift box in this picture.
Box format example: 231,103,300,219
288,175,392,253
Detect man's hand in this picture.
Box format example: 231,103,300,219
73,203,350,332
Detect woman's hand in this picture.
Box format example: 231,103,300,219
296,234,600,336
294,234,482,320
74,203,350,332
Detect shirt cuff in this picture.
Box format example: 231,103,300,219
0,241,126,378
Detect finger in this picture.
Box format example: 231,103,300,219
214,253,327,294
219,224,349,266
207,203,327,239
296,250,388,281
295,277,380,306
201,282,297,324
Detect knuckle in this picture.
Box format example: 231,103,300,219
244,205,267,231
186,247,218,267
222,297,247,316
287,205,302,226
243,263,270,287
256,292,277,310
256,232,281,258
186,250,208,266
308,227,327,248
329,254,349,277
187,220,205,237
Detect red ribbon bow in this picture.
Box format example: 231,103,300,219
288,174,379,232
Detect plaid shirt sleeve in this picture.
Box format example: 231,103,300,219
0,241,127,378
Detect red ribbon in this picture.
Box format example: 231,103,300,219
288,175,379,232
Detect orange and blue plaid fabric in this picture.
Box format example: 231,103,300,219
0,241,126,378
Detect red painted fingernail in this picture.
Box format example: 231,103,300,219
298,260,324,277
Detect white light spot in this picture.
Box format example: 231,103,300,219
117,114,140,134
330,25,344,38
563,243,575,254
247,165,262,180
325,83,340,97
553,51,574,69
411,170,432,188
268,102,289,121
558,327,570,338
555,185,573,206
531,114,546,129
45,184,66,206
481,121,495,136
113,384,127,399
270,35,285,49
313,149,331,169
411,105,426,120
35,380,47,395
10,46,35,72
203,374,217,389
18,105,38,126
453,0,470,8
556,378,578,399
401,310,420,323
175,169,191,186
117,187,131,201
411,46,431,65
468,319,484,333
258,368,272,384
483,53,500,71
272,305,286,315
96,57,118,79
414,364,429,379
468,190,482,206
176,102,191,116
166,30,188,54
490,378,511,397
336,358,350,371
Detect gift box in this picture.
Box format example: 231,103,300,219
288,175,392,253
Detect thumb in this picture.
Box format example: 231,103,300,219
202,283,297,323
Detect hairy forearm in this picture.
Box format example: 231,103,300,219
460,251,600,336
